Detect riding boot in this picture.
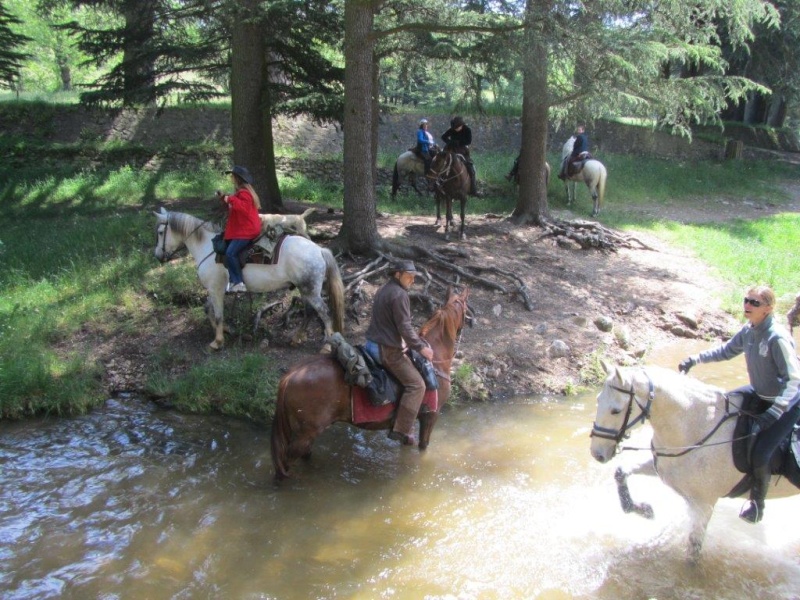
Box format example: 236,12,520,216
467,162,477,195
557,158,567,181
740,464,769,523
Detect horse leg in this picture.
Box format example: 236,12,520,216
684,501,714,563
434,194,442,228
418,410,439,450
303,293,335,352
614,462,656,519
459,196,467,241
590,184,600,217
206,293,226,350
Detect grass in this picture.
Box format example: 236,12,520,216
1,127,799,419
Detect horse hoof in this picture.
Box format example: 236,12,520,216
460,233,466,241
209,341,222,351
319,343,332,355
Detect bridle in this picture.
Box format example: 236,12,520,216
427,151,465,188
590,372,654,445
156,213,213,267
591,370,743,457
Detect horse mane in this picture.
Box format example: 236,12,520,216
168,211,220,241
420,298,461,341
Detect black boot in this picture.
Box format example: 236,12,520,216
740,466,769,523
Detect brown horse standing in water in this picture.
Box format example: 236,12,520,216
271,287,471,481
426,150,471,240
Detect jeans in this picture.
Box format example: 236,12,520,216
224,239,250,285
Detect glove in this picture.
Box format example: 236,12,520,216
678,357,696,374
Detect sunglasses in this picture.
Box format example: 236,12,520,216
743,297,763,307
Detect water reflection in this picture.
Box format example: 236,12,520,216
1,373,799,598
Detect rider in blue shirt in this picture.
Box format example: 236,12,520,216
416,119,435,174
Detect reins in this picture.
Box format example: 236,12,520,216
591,370,749,457
429,152,466,188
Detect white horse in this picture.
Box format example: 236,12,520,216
153,208,344,350
391,145,438,199
560,136,607,217
590,363,800,561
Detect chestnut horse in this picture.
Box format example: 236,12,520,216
426,150,471,240
271,287,472,481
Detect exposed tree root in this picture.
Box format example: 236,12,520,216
538,217,656,251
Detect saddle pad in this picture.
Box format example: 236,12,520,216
351,387,438,425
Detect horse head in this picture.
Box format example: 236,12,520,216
153,207,178,263
590,364,654,463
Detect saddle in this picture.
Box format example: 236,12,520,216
213,232,291,268
565,152,592,176
728,408,800,497
327,333,438,407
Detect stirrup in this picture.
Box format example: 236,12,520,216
739,500,763,523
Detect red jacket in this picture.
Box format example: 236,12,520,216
223,188,261,240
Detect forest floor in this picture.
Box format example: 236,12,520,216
96,182,800,402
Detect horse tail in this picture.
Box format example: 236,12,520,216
391,161,400,198
271,373,293,481
322,249,345,333
597,165,607,211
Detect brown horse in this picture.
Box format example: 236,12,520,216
426,150,471,241
271,287,472,481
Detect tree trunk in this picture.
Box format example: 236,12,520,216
339,0,380,254
766,94,787,128
120,0,156,106
230,0,283,211
724,139,743,160
512,0,550,226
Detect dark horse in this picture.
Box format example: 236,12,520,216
271,287,471,481
426,150,471,240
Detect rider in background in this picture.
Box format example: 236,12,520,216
365,260,434,446
441,116,478,196
416,118,435,174
558,124,590,180
678,285,800,523
215,165,261,294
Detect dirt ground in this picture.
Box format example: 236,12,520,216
97,184,799,401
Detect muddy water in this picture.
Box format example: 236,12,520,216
2,345,800,599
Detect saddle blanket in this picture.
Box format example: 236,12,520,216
351,387,438,425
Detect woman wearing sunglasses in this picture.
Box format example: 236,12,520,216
678,285,800,523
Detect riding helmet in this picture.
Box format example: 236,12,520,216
419,118,429,126
451,116,465,128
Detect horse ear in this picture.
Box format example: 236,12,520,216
600,359,613,374
612,367,625,386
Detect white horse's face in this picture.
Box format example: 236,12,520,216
590,366,631,463
153,213,183,263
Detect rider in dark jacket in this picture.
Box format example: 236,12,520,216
558,124,590,180
441,116,477,195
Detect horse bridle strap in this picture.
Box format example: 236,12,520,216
590,373,654,444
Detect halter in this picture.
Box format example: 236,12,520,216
590,372,654,445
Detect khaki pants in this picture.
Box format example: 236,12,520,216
380,345,425,436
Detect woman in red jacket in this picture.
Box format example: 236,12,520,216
216,165,261,293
